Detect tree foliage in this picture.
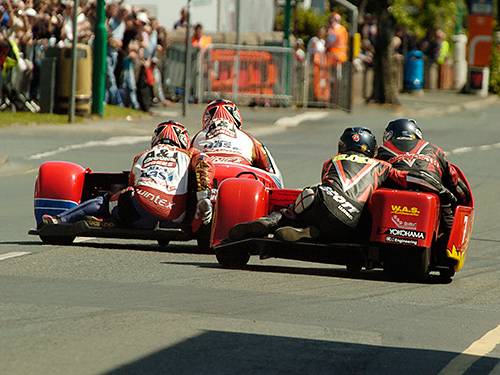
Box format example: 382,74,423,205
391,0,464,39
275,6,330,46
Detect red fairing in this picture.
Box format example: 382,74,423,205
446,164,474,271
35,161,88,202
211,178,268,247
368,188,440,248
213,163,281,189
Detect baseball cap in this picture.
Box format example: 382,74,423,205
136,12,149,25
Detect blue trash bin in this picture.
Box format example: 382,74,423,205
404,50,424,91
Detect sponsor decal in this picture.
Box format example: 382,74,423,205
319,185,359,220
206,121,237,139
385,236,418,246
202,139,240,151
135,188,175,209
332,153,375,165
391,205,420,216
143,149,178,166
391,215,417,230
210,156,245,163
388,153,439,169
381,227,426,240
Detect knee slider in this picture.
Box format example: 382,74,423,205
294,188,315,215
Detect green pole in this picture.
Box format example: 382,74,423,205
283,0,292,97
92,0,107,116
69,0,80,123
283,0,292,47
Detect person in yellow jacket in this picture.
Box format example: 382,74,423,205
325,12,348,64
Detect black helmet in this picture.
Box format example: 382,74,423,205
383,118,423,142
338,127,377,157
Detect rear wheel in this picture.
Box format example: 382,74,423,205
195,224,212,252
412,247,430,282
40,235,75,245
383,246,430,282
439,258,456,279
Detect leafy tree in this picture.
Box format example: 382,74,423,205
275,5,330,46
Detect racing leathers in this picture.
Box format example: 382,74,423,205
191,119,281,178
111,144,214,228
50,145,214,229
229,150,406,243
282,150,405,242
377,137,470,259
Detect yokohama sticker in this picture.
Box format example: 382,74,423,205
381,228,426,239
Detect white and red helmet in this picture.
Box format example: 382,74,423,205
202,99,242,130
151,120,190,149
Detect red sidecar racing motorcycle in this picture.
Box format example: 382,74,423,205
211,164,474,280
28,160,284,249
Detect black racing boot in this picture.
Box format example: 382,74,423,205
274,226,320,242
229,212,283,241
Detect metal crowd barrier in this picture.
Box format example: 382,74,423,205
162,44,353,111
197,44,296,106
300,52,353,111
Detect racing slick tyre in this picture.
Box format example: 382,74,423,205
195,224,211,252
40,235,76,245
157,239,170,248
439,258,456,280
346,262,362,275
216,244,250,269
383,246,430,282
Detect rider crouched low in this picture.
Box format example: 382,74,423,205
376,118,471,262
228,127,407,243
41,121,215,229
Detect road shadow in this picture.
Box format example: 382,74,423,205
163,260,453,285
13,239,213,255
103,330,499,375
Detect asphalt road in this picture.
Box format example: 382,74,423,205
1,97,500,375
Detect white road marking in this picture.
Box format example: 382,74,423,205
447,142,500,155
25,112,330,160
439,324,500,375
73,237,94,243
27,136,149,160
0,252,30,261
251,111,330,137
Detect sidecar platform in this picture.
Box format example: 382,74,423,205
214,238,372,270
29,219,195,245
213,237,454,280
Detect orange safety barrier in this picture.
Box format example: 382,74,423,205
210,49,277,95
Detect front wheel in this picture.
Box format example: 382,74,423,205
157,239,170,248
216,247,250,269
40,235,76,245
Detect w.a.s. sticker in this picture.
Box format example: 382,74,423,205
390,205,420,216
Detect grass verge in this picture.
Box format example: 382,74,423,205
0,105,147,127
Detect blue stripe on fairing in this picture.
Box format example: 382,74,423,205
34,198,78,225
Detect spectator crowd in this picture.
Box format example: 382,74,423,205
0,1,453,114
0,0,209,114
